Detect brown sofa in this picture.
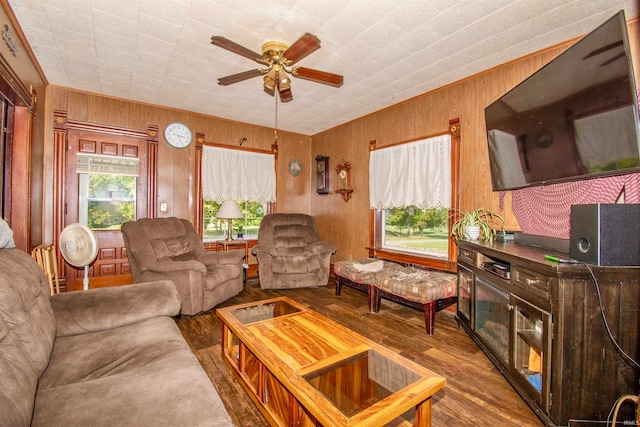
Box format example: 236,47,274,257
122,217,244,315
251,213,336,289
0,247,233,426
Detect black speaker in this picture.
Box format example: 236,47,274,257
570,204,640,266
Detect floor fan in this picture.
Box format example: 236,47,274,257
59,223,99,290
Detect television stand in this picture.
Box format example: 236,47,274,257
513,232,569,253
456,239,639,426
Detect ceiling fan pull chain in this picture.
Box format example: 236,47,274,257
274,94,278,144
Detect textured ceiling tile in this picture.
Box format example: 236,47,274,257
385,0,439,32
92,9,138,39
92,0,141,20
357,19,406,49
6,0,639,135
137,13,182,43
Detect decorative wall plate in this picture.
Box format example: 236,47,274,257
288,159,302,176
535,130,553,149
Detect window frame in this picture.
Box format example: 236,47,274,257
368,119,461,273
195,139,276,241
202,199,271,242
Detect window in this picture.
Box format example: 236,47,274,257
369,123,460,270
203,200,268,241
200,145,276,239
382,206,450,258
81,174,136,230
77,154,139,230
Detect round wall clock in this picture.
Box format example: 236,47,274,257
164,122,192,148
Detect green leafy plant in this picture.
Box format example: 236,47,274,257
450,208,504,243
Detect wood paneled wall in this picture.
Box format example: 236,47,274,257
312,19,639,264
43,87,312,247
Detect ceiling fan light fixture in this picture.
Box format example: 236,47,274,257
278,73,291,90
213,33,344,101
263,68,276,91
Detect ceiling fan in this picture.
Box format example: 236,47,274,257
210,33,344,102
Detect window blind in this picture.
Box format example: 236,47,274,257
76,153,139,176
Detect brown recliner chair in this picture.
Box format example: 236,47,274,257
122,217,244,315
251,213,336,289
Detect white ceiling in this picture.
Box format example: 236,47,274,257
7,0,640,135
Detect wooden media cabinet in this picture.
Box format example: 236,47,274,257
455,239,640,426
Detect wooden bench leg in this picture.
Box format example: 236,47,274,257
368,285,381,313
423,300,436,335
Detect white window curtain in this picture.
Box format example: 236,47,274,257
369,134,451,209
202,146,276,203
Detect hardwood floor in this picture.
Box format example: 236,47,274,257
175,278,544,427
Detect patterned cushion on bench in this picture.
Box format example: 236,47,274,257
375,267,457,303
333,258,402,284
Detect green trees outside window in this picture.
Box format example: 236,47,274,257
382,206,449,258
203,200,266,241
85,174,136,230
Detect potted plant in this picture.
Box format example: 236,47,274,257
450,208,504,243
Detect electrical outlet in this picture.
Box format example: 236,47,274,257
160,202,167,212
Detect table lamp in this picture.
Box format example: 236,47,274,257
217,200,243,241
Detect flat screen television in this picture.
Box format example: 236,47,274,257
485,10,640,191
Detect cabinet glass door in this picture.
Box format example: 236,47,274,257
457,265,473,327
474,277,511,365
512,295,551,411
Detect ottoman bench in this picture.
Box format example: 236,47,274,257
334,258,457,335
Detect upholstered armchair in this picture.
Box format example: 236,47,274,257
251,213,336,289
122,217,244,315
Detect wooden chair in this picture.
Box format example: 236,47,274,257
31,244,60,295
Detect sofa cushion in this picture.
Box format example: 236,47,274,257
0,315,39,427
203,265,241,290
0,248,56,426
272,224,317,249
34,317,232,426
271,253,321,274
150,236,193,261
375,267,457,303
333,258,403,284
0,248,56,377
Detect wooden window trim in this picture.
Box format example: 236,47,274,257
368,118,460,273
195,139,276,238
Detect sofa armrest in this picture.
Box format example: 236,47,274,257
51,280,181,337
251,244,276,257
199,249,244,266
309,241,337,255
145,259,207,274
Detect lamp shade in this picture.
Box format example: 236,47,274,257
217,200,243,219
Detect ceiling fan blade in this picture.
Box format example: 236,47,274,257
283,33,321,64
279,87,293,102
211,36,264,64
292,67,343,87
218,69,263,86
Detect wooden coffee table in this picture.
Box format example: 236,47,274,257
217,297,446,426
